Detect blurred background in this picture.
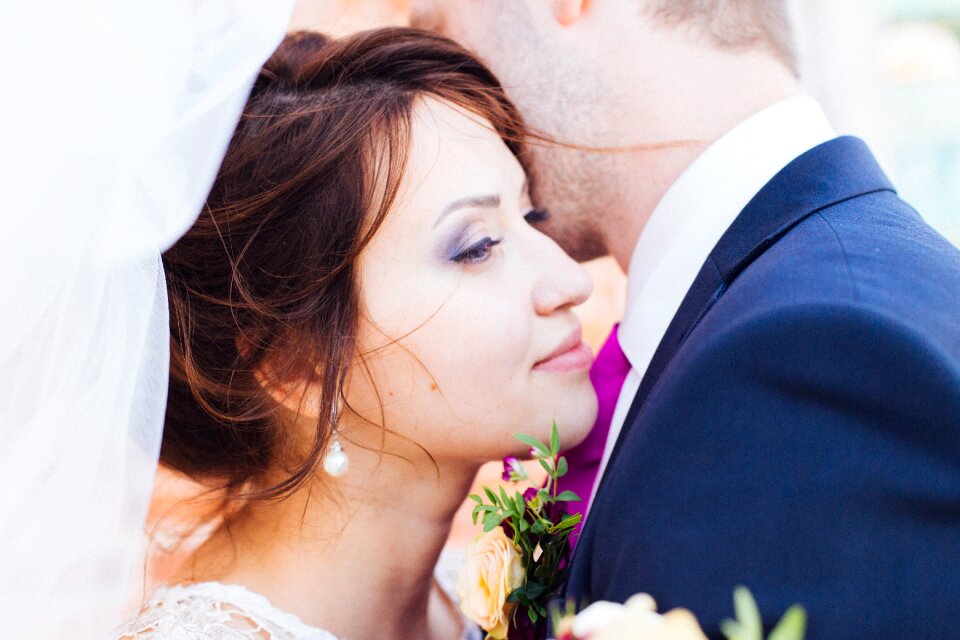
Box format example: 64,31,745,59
794,0,960,247
142,0,960,595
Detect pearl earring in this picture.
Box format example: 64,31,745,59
323,403,349,478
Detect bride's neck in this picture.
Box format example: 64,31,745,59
178,440,479,640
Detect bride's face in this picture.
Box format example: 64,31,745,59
347,97,597,464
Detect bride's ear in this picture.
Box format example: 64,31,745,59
258,371,324,419
551,0,588,26
252,355,325,420
236,332,321,418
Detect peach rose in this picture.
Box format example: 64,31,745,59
570,594,708,640
456,526,525,639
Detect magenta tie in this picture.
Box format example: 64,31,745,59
558,324,631,545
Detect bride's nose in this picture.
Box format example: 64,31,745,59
532,241,593,316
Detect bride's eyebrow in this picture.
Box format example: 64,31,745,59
433,194,500,228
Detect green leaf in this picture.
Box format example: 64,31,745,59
556,456,569,478
522,581,549,600
721,619,745,640
538,457,554,477
499,486,513,511
767,606,807,640
469,494,484,504
726,587,762,640
515,492,527,513
514,434,550,457
483,486,499,505
549,513,582,533
472,505,499,524
554,490,581,502
550,421,561,456
482,511,501,532
528,607,539,623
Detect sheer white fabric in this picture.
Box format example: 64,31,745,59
0,2,293,638
115,583,340,640
113,556,483,640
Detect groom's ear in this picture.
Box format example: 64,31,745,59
551,0,588,26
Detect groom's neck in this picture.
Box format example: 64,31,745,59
600,39,800,269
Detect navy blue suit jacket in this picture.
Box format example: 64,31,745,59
566,137,960,638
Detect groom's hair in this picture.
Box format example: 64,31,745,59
644,0,798,75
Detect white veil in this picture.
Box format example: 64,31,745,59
0,1,293,637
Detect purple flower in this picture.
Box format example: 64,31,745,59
502,457,519,481
523,487,538,503
501,457,529,483
545,498,569,522
508,605,545,640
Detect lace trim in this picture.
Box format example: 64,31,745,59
114,578,482,640
114,582,337,640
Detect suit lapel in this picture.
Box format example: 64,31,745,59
598,136,897,484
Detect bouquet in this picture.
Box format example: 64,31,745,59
456,422,581,639
456,424,807,640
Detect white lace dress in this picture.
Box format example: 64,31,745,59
114,558,483,640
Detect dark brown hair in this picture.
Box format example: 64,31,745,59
161,28,526,506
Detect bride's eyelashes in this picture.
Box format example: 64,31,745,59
451,236,504,264
524,208,550,224
443,206,544,265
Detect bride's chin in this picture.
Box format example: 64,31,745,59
538,383,599,451
560,407,598,450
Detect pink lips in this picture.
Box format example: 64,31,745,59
533,327,594,373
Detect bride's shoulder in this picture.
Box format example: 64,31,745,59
112,582,337,640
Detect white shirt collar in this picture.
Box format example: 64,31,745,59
618,96,836,374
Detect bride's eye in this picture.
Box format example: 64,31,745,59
452,236,503,264
524,208,550,224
